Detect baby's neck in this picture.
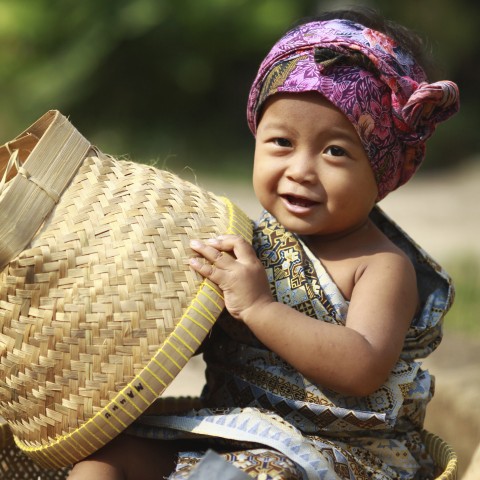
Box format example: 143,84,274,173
301,219,401,301
302,219,380,261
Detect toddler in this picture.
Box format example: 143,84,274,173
68,7,459,480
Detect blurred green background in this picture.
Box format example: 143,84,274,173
0,0,477,178
0,0,478,337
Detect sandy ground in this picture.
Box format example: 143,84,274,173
164,161,480,478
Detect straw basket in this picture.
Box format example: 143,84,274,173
0,419,458,479
0,420,70,478
0,111,252,469
421,429,458,480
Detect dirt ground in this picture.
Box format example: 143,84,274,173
166,161,480,478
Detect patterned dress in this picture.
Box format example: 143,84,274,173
129,207,453,480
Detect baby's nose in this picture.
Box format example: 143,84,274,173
285,154,318,183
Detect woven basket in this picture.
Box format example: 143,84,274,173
0,111,252,469
0,420,458,479
0,420,70,478
421,429,458,480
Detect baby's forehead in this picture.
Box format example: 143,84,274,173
257,92,367,145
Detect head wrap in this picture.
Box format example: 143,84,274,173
247,19,460,200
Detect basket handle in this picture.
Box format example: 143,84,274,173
0,110,92,269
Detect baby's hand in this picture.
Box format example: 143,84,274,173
189,235,273,323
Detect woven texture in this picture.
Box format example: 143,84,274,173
0,110,92,269
422,429,458,480
0,421,70,478
0,420,459,479
0,111,253,469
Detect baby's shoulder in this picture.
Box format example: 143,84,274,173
353,226,416,285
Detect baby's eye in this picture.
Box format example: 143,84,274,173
325,146,347,157
273,137,292,148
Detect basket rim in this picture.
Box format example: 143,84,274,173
10,195,252,469
421,429,458,480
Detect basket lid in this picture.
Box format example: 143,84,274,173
0,112,252,468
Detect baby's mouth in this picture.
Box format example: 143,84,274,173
283,194,317,208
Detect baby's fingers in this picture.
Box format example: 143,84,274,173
189,239,232,266
189,256,216,279
205,235,256,262
188,240,234,284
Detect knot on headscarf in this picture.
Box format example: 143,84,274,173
399,80,459,143
247,19,460,200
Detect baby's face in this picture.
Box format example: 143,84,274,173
253,91,378,240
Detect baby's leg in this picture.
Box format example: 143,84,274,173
67,433,178,480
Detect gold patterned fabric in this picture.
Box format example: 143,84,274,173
131,207,453,479
173,447,302,480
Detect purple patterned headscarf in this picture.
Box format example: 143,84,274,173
247,19,460,200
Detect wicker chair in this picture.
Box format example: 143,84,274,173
0,421,457,479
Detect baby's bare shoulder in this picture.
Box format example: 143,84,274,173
355,230,416,286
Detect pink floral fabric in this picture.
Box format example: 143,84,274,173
247,19,460,200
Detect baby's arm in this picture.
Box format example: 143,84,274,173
189,235,417,397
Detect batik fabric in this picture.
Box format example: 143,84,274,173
129,207,453,480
